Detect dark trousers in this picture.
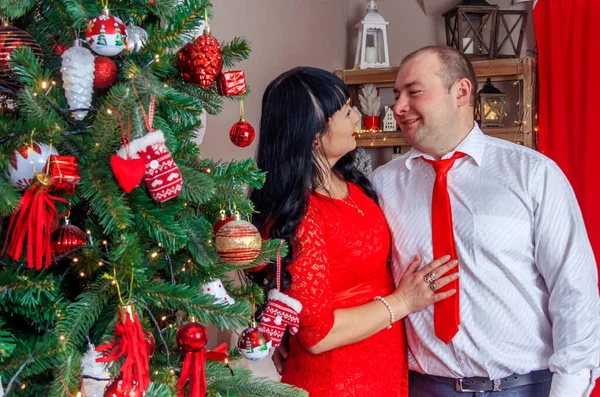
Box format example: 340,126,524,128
409,371,552,397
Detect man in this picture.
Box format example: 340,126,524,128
368,46,599,396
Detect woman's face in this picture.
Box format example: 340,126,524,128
319,100,360,166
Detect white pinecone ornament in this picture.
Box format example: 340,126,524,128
61,41,95,120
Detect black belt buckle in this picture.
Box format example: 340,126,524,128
456,378,502,392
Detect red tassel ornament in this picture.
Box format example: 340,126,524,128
96,305,151,393
2,173,68,269
176,319,208,397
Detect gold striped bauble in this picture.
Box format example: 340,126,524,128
0,24,43,91
215,213,261,266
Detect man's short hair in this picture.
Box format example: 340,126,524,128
401,46,478,105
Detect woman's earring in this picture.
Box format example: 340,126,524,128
313,140,319,148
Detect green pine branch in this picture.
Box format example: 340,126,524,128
54,277,115,349
221,37,251,69
135,279,251,329
0,0,37,19
207,361,307,397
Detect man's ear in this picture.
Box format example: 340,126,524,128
455,78,472,107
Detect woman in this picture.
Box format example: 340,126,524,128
250,67,458,396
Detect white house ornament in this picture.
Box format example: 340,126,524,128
7,142,59,190
81,343,110,396
201,279,235,305
86,8,127,57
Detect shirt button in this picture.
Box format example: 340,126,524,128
150,160,159,169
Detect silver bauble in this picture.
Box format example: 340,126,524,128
125,25,148,53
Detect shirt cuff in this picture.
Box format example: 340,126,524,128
550,370,593,397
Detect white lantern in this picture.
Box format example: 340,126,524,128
354,0,390,69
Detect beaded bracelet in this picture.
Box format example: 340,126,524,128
374,296,395,329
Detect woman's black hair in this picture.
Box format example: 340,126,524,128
249,66,378,292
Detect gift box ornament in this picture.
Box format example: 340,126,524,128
217,70,247,97
47,155,80,194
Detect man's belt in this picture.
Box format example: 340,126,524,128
415,369,552,392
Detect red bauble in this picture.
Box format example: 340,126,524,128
51,221,87,256
229,119,255,147
176,321,208,353
144,330,155,357
214,214,261,266
104,375,143,397
238,324,272,361
245,263,268,272
0,26,43,92
94,56,118,89
177,33,223,88
213,210,234,235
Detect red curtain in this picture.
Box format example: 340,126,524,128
534,0,600,395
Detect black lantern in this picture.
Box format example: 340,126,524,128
494,10,528,58
475,78,506,128
443,0,499,59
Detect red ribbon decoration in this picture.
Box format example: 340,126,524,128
206,343,229,363
176,349,207,397
2,177,68,269
96,306,151,392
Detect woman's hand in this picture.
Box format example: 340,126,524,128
389,254,459,316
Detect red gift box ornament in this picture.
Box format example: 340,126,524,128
47,155,80,194
217,70,247,97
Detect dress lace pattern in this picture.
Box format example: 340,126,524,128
281,183,408,396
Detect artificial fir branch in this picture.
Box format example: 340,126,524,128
221,37,251,69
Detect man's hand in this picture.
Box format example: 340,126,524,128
272,331,290,375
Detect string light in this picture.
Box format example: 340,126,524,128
161,316,167,321
181,267,186,272
20,384,26,390
76,392,82,397
59,335,66,342
111,280,117,285
106,109,113,115
157,242,162,247
187,259,192,263
151,252,158,258
98,261,103,266
205,168,211,173
102,240,108,245
41,81,48,90
79,272,85,277
72,257,79,263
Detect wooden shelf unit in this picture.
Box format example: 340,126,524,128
334,57,536,149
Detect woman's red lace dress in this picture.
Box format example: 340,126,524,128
281,182,408,396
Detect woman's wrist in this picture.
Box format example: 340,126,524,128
385,293,409,322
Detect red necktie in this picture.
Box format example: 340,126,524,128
423,152,466,344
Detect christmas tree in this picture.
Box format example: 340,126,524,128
0,1,304,396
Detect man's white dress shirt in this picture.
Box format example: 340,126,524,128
370,124,599,396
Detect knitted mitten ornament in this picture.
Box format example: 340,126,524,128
259,289,302,347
